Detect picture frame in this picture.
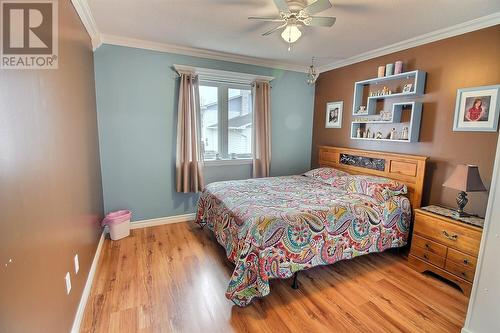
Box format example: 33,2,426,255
325,101,343,128
453,85,500,132
402,83,413,93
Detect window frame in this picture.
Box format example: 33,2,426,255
200,81,254,164
173,64,273,166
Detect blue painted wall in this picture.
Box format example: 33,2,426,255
94,44,314,221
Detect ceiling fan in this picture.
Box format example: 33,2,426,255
249,0,336,50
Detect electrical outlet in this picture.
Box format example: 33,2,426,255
65,272,71,295
74,254,79,274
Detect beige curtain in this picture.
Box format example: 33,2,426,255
252,81,271,178
176,72,204,192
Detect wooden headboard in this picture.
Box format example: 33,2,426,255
318,146,428,208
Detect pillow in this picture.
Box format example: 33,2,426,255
340,175,407,202
304,167,350,184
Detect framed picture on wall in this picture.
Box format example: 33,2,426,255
453,85,500,132
325,101,343,128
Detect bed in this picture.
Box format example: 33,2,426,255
196,146,427,306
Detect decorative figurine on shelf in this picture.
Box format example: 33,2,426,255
376,131,383,139
394,61,403,74
381,86,389,95
366,128,371,138
390,128,397,140
358,106,366,113
385,63,394,76
356,127,362,138
380,111,392,121
377,66,385,78
401,126,409,140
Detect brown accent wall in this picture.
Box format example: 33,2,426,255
312,26,500,217
0,2,103,333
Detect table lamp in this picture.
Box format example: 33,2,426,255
443,164,486,217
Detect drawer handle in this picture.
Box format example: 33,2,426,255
463,259,469,265
461,272,467,278
442,230,458,241
423,254,429,260
425,243,430,249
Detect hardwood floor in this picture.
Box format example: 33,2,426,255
80,222,469,333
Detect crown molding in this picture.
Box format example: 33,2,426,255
72,3,499,74
71,0,102,50
99,34,309,73
317,12,500,73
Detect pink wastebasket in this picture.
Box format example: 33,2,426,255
102,210,131,240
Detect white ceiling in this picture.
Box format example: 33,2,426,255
88,0,500,69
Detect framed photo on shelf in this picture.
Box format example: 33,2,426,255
453,85,500,132
402,83,413,93
325,101,343,128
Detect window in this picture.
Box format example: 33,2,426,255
174,63,273,163
200,83,253,161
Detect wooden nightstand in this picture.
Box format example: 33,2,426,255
408,205,484,296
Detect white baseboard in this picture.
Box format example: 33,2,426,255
461,328,474,333
130,213,196,229
71,230,105,333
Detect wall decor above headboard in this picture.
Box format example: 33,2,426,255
319,146,428,208
350,70,426,143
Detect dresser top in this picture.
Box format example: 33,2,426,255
418,205,484,229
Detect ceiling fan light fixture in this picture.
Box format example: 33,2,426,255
281,24,302,43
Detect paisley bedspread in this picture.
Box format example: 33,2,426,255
195,175,411,306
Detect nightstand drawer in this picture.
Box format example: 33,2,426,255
412,235,447,257
445,260,475,282
414,213,481,256
447,248,477,270
411,245,445,268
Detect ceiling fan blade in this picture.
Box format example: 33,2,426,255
248,16,284,22
262,23,287,36
273,0,289,12
304,16,336,27
301,0,332,15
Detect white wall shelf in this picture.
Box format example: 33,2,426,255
354,70,425,86
350,70,426,143
350,102,423,143
352,70,426,116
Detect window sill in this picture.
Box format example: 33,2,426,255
204,159,253,167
